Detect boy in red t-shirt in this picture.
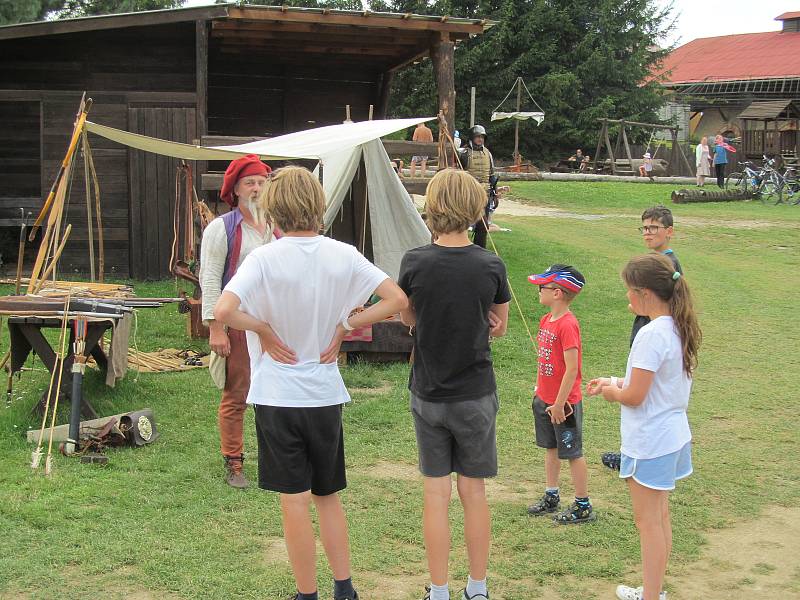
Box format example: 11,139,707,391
526,264,595,524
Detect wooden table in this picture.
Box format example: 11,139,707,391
8,316,115,419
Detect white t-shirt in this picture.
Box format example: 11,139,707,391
621,316,692,459
224,236,388,408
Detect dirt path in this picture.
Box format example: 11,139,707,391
412,194,797,230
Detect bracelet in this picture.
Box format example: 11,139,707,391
341,316,355,331
610,376,619,387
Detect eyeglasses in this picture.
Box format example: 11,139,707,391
638,225,665,234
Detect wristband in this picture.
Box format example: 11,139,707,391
610,376,619,387
341,316,355,331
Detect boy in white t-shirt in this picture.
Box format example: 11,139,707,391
587,254,701,600
214,166,408,600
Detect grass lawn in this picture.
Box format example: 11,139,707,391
1,182,798,599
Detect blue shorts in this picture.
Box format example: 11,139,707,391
619,442,693,491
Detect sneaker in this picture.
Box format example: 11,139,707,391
602,451,621,471
615,584,667,600
461,589,489,599
527,493,560,515
223,455,249,489
422,585,432,600
553,500,596,524
334,591,358,600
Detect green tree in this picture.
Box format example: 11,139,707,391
0,1,65,25
386,0,675,163
52,0,182,18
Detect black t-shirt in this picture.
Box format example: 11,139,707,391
398,243,511,402
630,250,683,346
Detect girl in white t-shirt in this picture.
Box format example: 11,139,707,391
587,254,701,600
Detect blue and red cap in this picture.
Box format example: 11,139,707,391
527,264,586,294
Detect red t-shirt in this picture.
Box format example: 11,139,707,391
536,311,583,405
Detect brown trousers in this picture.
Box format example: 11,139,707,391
219,328,250,458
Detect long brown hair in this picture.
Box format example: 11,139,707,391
622,254,701,374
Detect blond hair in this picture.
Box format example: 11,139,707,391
260,166,325,233
622,254,701,374
424,169,486,235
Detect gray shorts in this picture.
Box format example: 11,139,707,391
532,395,583,459
411,155,429,163
410,392,499,478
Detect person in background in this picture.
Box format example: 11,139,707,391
712,134,736,188
695,136,711,187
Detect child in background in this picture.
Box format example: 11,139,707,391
526,264,594,524
602,205,684,472
587,254,701,600
638,152,654,181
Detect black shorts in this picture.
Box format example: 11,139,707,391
253,403,347,496
532,395,583,460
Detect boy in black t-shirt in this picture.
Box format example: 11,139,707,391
399,169,511,600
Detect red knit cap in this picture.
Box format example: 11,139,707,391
220,154,271,206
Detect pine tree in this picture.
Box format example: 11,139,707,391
386,0,675,162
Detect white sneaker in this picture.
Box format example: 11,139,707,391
615,584,667,600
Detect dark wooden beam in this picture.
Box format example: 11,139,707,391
0,5,229,40
376,71,394,118
0,90,197,103
215,39,412,57
196,19,209,183
211,21,429,44
228,7,485,35
383,140,438,156
430,33,455,135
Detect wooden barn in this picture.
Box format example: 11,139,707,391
0,3,490,278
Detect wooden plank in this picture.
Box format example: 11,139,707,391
196,20,209,187
155,108,172,278
141,110,158,279
228,7,485,35
128,108,142,278
212,19,434,40
0,6,229,41
382,140,437,156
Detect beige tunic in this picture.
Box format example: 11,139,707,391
199,217,272,322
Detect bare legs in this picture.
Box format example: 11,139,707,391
280,491,352,595
423,475,491,586
627,479,671,600
544,448,588,497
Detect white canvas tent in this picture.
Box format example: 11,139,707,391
86,117,433,279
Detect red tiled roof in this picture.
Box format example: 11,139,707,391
775,11,800,20
652,31,800,85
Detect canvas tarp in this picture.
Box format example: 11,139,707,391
491,111,545,124
85,117,433,279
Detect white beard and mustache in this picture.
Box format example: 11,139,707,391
239,192,266,226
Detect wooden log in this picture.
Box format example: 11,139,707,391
430,33,455,138
671,188,753,203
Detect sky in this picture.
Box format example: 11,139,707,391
658,0,790,46
183,0,793,47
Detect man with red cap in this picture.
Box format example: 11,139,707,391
200,154,277,488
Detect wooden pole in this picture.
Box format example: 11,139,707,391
368,104,374,121
431,32,455,137
622,123,633,165
14,209,26,295
29,98,91,241
84,134,104,281
470,86,476,127
604,123,617,175
82,134,95,281
513,77,521,166
593,120,605,173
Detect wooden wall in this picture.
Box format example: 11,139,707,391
208,47,381,136
1,19,388,279
0,22,196,278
